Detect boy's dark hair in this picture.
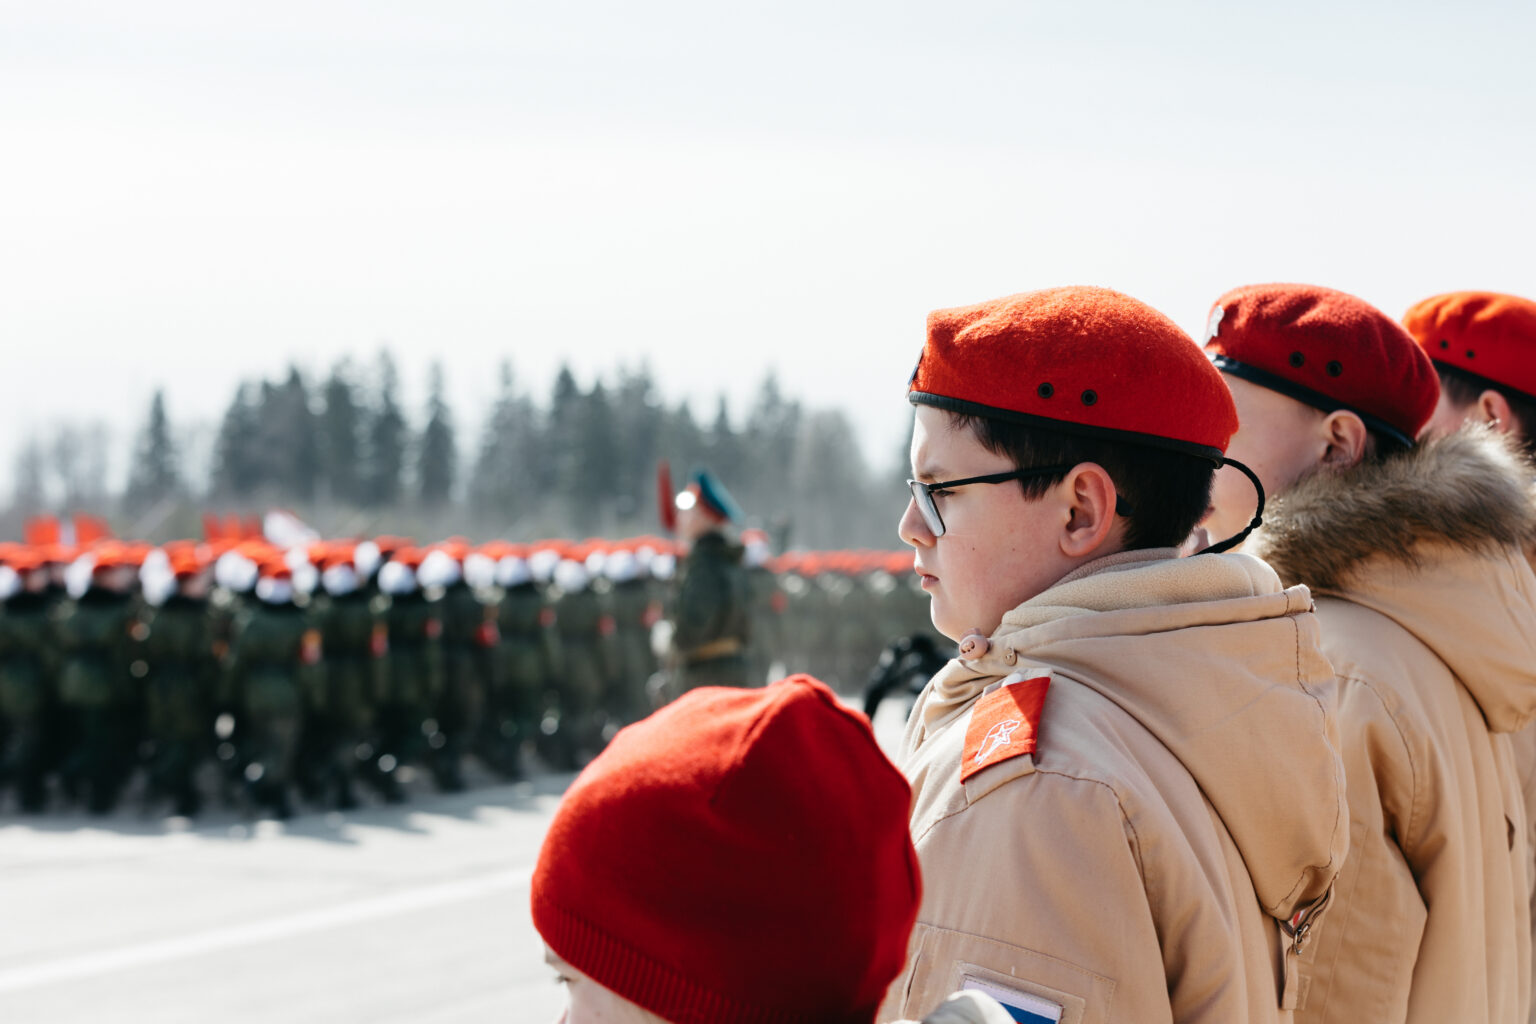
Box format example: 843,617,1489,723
950,412,1216,550
1434,363,1536,454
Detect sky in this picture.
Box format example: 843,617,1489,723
3,0,1534,494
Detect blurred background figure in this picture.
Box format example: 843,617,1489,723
227,556,316,819
0,546,58,812
663,468,752,696
136,545,217,817
0,521,942,818
54,542,143,814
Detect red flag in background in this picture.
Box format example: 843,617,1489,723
656,460,676,534
73,514,112,545
23,515,61,547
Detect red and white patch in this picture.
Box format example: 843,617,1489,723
961,672,1050,783
300,629,323,666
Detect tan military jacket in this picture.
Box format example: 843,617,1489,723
1247,430,1536,1024
879,549,1348,1024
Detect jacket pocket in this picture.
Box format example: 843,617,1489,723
892,921,1110,1024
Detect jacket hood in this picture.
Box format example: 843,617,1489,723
911,549,1346,921
1247,427,1536,731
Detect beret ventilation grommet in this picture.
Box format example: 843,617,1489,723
908,285,1240,459
1326,361,1343,377
1289,352,1305,367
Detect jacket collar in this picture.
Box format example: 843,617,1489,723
1244,426,1536,593
905,549,1342,922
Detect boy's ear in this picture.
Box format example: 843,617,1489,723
1319,410,1369,470
1059,464,1122,558
1477,389,1518,437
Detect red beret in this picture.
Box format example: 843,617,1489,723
1203,283,1438,447
909,286,1237,460
532,676,919,1024
1402,291,1536,401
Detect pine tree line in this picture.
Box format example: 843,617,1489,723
7,352,907,550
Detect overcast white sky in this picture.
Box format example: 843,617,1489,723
3,0,1534,493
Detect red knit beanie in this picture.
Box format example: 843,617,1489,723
1403,290,1536,401
910,285,1239,459
531,675,920,1024
1203,283,1439,447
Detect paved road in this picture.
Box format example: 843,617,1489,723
0,696,909,1024
0,775,576,1024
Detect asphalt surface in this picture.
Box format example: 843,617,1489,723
0,696,911,1024
0,773,575,1024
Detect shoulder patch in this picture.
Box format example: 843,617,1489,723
961,672,1050,783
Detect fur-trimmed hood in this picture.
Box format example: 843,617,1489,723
1247,426,1536,733
1246,427,1536,591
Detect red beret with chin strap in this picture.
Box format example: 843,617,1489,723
1203,283,1439,447
909,285,1239,460
1403,291,1536,401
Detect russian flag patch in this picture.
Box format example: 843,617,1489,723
962,977,1064,1023
960,672,1049,783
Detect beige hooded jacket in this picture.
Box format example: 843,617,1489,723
879,550,1348,1024
1246,429,1536,1024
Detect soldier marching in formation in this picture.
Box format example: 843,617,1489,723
0,522,935,819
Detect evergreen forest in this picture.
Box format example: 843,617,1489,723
5,353,910,551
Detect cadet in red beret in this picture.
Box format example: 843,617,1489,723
1202,282,1536,1024
888,285,1345,1022
1404,289,1536,1024
531,674,1011,1024
1405,290,1536,449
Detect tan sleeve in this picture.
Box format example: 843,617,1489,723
887,772,1164,1024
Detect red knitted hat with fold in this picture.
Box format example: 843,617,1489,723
1203,283,1439,446
1402,290,1536,401
909,285,1238,460
531,675,920,1024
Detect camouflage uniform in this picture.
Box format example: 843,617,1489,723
487,581,556,778
138,593,217,816
605,576,658,724
546,576,611,768
744,562,783,686
378,588,443,788
208,585,248,802
307,589,386,807
670,531,752,692
54,586,141,813
0,589,58,811
433,580,494,792
227,599,319,818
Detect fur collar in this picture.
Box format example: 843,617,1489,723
1244,427,1536,591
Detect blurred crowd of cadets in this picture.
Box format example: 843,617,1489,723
0,520,937,820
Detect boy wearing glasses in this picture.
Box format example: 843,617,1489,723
882,286,1347,1023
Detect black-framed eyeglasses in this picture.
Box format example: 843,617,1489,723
906,466,1134,538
